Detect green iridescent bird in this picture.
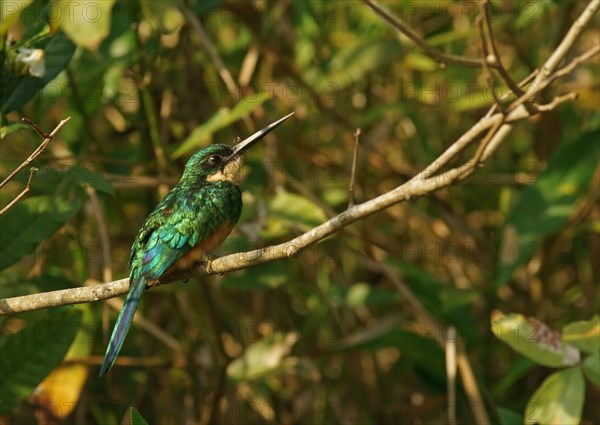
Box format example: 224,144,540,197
99,112,294,376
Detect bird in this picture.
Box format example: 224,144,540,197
99,112,294,376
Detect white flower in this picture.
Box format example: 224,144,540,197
16,48,46,78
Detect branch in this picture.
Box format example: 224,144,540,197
480,0,524,98
532,0,600,88
1,2,597,317
476,16,503,109
0,117,71,189
348,128,361,207
363,0,492,69
0,167,37,216
0,91,579,316
181,5,240,100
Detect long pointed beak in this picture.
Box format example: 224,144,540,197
226,112,294,162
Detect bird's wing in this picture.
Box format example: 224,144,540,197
137,191,234,279
139,213,196,279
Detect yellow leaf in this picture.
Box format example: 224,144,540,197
56,0,116,49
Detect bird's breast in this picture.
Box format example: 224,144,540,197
166,220,236,274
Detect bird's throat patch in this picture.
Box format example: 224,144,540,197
206,157,244,184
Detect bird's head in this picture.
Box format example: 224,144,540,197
182,112,294,185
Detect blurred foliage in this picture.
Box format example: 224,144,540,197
0,1,599,424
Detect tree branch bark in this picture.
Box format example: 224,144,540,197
1,2,597,320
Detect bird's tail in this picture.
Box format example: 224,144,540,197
99,271,146,377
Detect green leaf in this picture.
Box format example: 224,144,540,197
140,0,184,33
0,309,82,413
562,315,600,354
582,354,600,387
498,407,524,425
1,31,76,113
317,39,404,90
0,0,33,37
121,407,149,425
34,165,115,196
0,119,29,139
524,367,585,425
0,196,81,270
403,52,438,72
266,191,327,231
192,0,224,17
171,94,270,158
58,0,116,49
332,323,446,384
392,261,477,327
492,313,580,367
497,129,600,286
327,282,401,307
494,357,537,394
227,333,295,382
220,261,291,290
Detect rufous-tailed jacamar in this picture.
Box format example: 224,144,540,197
99,112,294,376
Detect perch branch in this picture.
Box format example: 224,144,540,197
0,117,71,189
1,1,597,322
0,88,579,316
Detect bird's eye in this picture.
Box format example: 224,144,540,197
207,155,223,165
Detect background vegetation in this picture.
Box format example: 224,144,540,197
1,1,598,424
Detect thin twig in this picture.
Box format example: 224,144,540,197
363,0,493,69
455,338,489,425
105,295,184,354
238,43,260,88
480,0,524,98
104,174,179,189
509,46,599,114
476,16,503,110
505,0,600,113
0,117,71,189
363,259,490,425
532,0,600,88
534,91,579,112
20,118,49,138
485,70,538,118
181,4,254,132
545,43,600,82
472,117,505,166
181,5,238,98
446,326,457,425
0,167,37,216
84,187,113,283
348,128,361,207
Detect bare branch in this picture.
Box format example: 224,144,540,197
480,0,525,98
0,87,578,316
532,0,600,88
363,0,491,69
348,128,361,208
0,1,597,325
446,326,457,425
20,117,50,138
476,16,503,109
534,91,580,112
181,5,240,100
84,186,113,283
548,43,600,82
0,167,38,216
0,117,71,189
